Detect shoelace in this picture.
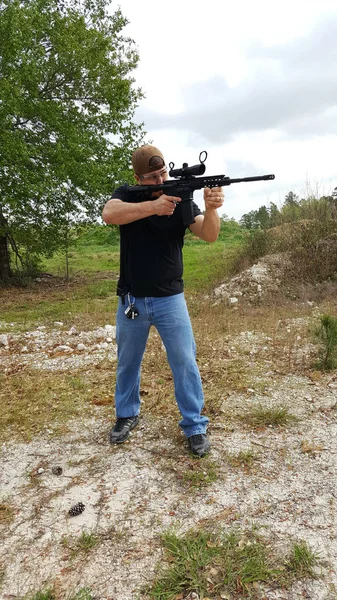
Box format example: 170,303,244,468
114,417,133,432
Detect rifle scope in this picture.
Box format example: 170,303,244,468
169,150,208,178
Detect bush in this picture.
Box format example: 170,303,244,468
313,314,337,371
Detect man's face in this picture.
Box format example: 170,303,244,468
135,166,168,186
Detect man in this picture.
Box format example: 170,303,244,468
102,145,224,457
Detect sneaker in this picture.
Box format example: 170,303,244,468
187,433,211,457
109,416,140,444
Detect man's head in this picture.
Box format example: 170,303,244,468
132,145,168,185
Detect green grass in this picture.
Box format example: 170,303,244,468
146,528,321,599
61,532,99,558
242,405,298,429
0,370,114,442
24,588,93,600
1,226,241,327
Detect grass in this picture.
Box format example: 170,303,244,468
145,528,321,599
242,405,298,429
0,369,114,441
61,531,99,558
0,503,15,525
24,588,93,600
226,449,260,471
180,458,219,488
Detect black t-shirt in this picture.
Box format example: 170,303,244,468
111,184,202,297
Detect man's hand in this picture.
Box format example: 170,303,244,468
153,194,182,216
204,187,224,210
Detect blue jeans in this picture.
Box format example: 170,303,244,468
115,293,209,437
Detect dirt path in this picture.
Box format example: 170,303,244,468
1,314,337,599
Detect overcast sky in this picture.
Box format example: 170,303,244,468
111,0,337,220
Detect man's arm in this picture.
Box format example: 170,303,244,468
189,187,224,242
102,195,182,225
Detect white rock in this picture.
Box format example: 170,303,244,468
104,324,116,337
68,326,78,336
77,343,87,351
229,297,238,305
54,345,73,353
0,334,9,347
21,346,29,353
54,321,64,326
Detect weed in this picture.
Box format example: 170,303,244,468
61,531,98,560
285,541,320,579
75,531,98,552
146,528,322,599
0,503,15,525
313,313,337,370
243,405,297,429
226,449,259,470
24,588,93,600
181,459,219,488
25,590,55,600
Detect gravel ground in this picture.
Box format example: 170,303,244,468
1,256,337,600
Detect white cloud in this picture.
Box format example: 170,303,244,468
110,0,337,219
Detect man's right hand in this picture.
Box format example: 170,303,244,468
152,194,182,216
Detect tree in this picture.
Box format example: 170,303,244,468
240,210,258,230
0,0,144,282
268,202,281,228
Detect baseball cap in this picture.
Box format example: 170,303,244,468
132,145,165,176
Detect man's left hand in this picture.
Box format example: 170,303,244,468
204,187,224,210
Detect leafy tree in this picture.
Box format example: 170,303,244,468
240,210,258,230
268,202,281,227
0,0,144,282
255,205,270,229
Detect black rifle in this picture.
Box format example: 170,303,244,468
127,151,275,227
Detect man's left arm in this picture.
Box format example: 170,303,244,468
188,187,224,242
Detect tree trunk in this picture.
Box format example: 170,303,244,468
0,210,12,281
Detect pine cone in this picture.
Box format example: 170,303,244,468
52,466,63,476
68,502,85,517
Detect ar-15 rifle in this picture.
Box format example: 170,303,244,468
127,151,275,227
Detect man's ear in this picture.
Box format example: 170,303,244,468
134,174,140,183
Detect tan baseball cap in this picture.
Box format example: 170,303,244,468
132,145,165,176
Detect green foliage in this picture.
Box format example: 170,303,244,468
285,541,320,579
25,590,55,600
240,190,337,232
146,528,321,599
243,405,298,429
0,0,144,281
313,314,337,371
75,223,120,247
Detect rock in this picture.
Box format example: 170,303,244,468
104,324,116,338
54,345,73,353
67,326,78,336
0,334,9,347
77,343,87,351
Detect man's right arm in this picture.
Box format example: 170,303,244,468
102,195,182,225
102,198,157,225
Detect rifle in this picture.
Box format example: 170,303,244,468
127,151,275,227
